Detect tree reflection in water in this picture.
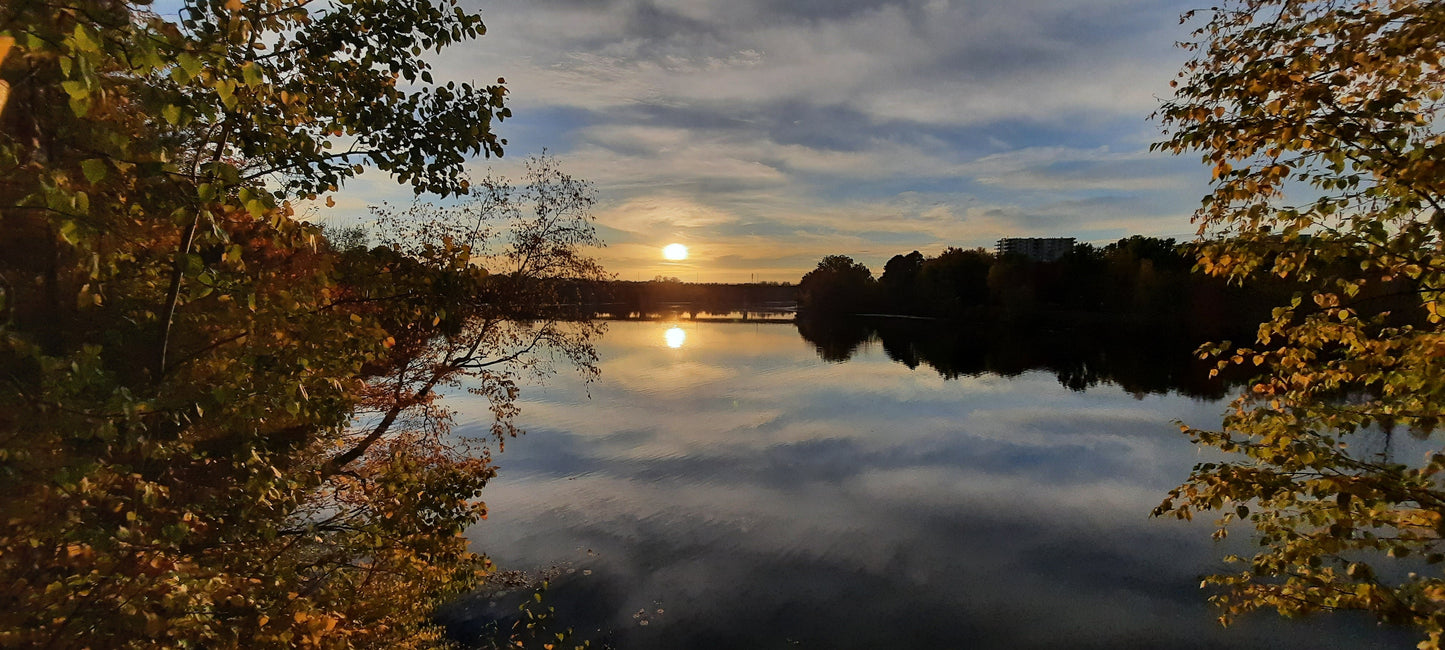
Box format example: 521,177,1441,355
795,315,1246,399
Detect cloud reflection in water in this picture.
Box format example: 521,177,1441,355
443,321,1409,649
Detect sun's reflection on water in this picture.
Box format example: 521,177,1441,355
453,320,1411,649
664,327,686,349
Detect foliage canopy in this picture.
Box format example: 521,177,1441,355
0,1,601,648
1151,0,1445,645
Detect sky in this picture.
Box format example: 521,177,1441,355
316,0,1214,283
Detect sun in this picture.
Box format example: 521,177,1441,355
662,243,689,261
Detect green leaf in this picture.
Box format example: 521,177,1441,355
61,80,89,101
81,159,107,183
57,220,79,245
177,53,203,80
182,253,203,276
217,81,237,109
241,61,263,88
71,24,100,53
68,95,91,118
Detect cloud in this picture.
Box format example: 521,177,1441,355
965,146,1193,191
316,0,1213,282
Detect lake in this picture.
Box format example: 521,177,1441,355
440,318,1411,649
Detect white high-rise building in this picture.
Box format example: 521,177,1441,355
995,237,1076,262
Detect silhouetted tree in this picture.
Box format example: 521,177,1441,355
880,251,925,313
798,255,877,314
917,247,994,316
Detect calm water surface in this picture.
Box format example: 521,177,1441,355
441,320,1410,649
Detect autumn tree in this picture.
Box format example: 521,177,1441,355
0,1,600,648
1151,0,1445,645
348,154,606,464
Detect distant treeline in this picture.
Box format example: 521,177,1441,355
567,279,796,319
797,236,1296,339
